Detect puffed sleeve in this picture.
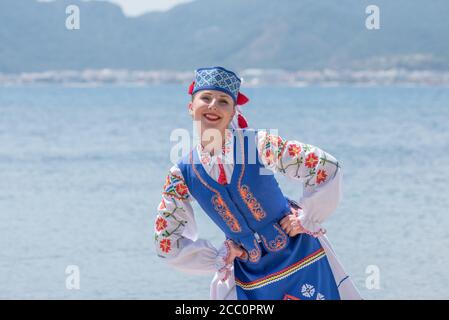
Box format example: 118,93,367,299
154,165,232,276
257,130,342,236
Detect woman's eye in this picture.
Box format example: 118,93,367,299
202,96,211,101
220,100,229,105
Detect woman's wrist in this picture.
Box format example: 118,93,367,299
281,206,327,238
215,239,233,272
294,208,327,238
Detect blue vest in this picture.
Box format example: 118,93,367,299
178,129,291,263
178,129,340,300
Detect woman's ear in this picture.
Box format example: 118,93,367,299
188,102,193,116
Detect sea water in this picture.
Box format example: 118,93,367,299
1,84,448,299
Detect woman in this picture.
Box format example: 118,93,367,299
153,66,361,300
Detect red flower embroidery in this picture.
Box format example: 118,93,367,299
288,144,301,157
305,153,319,168
158,199,166,211
175,183,188,197
155,217,168,232
316,169,328,184
278,136,284,146
267,135,283,148
265,149,274,165
159,239,171,253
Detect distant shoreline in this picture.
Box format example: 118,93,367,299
1,69,449,86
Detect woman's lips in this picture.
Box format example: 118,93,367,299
203,113,221,122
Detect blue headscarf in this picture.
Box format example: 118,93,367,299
188,66,250,128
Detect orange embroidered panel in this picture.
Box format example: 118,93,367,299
239,185,266,221
236,130,267,222
248,239,261,263
261,224,289,252
211,194,241,233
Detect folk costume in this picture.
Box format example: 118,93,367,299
153,66,362,300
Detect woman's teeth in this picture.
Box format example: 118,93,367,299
204,113,221,121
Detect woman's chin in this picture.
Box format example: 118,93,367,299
201,119,224,130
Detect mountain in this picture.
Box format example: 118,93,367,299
0,0,448,73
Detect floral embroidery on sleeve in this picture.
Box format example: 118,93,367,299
154,166,235,273
260,133,287,166
159,238,172,253
154,195,189,255
163,172,190,201
258,131,340,193
155,216,166,231
154,170,192,257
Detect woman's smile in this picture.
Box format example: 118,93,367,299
203,112,222,122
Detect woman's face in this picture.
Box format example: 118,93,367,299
189,90,236,133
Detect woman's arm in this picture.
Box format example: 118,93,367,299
257,130,342,236
154,165,233,276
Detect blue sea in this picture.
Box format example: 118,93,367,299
0,85,448,299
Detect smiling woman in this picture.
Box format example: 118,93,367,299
188,90,236,154
152,66,362,300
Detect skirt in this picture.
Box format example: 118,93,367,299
233,230,341,300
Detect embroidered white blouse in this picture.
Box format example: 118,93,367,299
153,130,362,300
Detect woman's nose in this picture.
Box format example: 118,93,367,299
208,98,218,109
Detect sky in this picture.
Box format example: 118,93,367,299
100,0,194,16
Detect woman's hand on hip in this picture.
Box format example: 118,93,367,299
223,239,246,265
280,208,305,237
